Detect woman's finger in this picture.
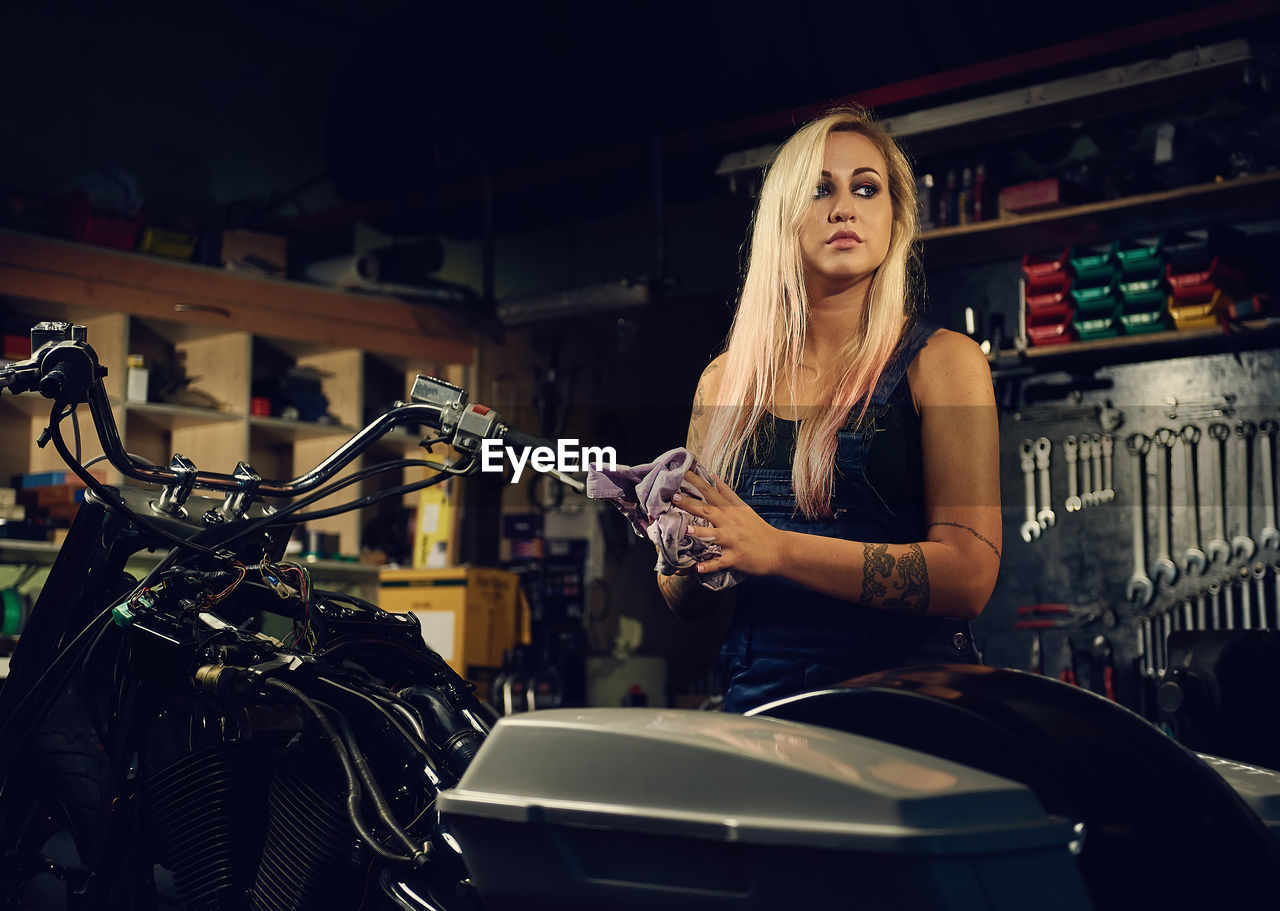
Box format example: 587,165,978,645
696,556,726,574
673,492,708,518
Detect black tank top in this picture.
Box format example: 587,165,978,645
751,372,925,515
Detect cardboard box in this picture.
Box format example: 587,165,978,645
413,481,458,568
221,229,287,277
380,567,527,676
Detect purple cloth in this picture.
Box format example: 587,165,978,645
587,447,742,592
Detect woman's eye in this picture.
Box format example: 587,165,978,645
814,183,832,198
853,183,879,198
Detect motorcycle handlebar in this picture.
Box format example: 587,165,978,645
1,323,562,502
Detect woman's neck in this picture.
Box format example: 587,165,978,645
802,278,870,369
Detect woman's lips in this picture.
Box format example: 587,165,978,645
827,232,863,249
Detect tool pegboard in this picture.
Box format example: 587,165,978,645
972,344,1280,720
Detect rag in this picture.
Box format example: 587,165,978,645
587,447,742,592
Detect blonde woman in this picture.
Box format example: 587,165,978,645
661,107,1001,713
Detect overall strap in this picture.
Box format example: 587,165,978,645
865,318,939,411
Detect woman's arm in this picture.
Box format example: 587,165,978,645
680,331,1001,620
657,354,730,620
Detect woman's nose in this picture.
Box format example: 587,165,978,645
830,195,856,222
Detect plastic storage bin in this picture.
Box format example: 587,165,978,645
1022,248,1072,295
1069,243,1115,287
1071,283,1119,317
1074,310,1122,340
1115,236,1164,279
1166,257,1247,300
438,709,1092,910
1169,290,1230,331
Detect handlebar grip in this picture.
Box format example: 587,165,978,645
499,426,557,453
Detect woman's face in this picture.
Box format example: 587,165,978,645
797,130,894,295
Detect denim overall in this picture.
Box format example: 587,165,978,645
722,320,980,713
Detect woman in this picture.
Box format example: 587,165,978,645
659,106,1001,713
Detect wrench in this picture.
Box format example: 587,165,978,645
1019,440,1041,543
1240,565,1254,629
1231,421,1257,563
1223,574,1236,630
1180,424,1208,576
1080,435,1095,508
1035,437,1055,528
1101,433,1115,502
1150,428,1178,586
1090,434,1104,507
1063,435,1081,512
1125,433,1155,607
1252,563,1268,629
1146,616,1157,680
1206,423,1233,565
1273,562,1280,630
1208,579,1222,629
1158,608,1171,675
1195,591,1207,631
1260,420,1280,550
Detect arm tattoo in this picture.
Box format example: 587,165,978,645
687,361,720,454
928,522,1001,560
861,542,931,615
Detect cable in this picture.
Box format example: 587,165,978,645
71,404,82,464
326,706,422,856
190,456,455,559
47,404,220,559
281,469,457,524
262,678,421,867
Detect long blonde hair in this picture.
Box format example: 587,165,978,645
702,105,922,518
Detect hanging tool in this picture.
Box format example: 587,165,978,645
1064,434,1082,512
1080,435,1095,508
1151,428,1179,587
1206,423,1232,566
1100,433,1115,502
1126,433,1155,607
1056,634,1078,686
1090,433,1104,506
1035,437,1055,528
1252,562,1268,630
1014,604,1107,677
1180,424,1209,577
1019,439,1041,543
1259,420,1279,551
1090,634,1116,701
1231,420,1257,563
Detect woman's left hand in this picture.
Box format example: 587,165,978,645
676,470,784,577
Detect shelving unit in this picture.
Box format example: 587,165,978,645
991,317,1280,377
0,540,380,601
0,229,477,561
921,172,1280,269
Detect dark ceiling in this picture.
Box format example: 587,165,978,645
305,0,1277,236
3,0,1276,242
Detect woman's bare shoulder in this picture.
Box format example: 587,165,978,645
909,328,993,407
696,352,730,398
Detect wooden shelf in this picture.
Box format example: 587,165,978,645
922,172,1280,269
249,415,358,444
990,316,1280,376
0,229,476,364
126,401,241,431
0,539,380,600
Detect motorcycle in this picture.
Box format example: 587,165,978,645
1,321,1278,911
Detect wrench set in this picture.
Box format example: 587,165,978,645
1124,419,1280,682
1018,433,1115,543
